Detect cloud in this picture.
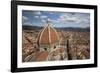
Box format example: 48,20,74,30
41,18,52,23
22,16,28,21
22,16,29,23
41,19,46,23
23,22,32,26
34,15,39,18
49,12,54,14
58,14,78,23
33,11,41,15
40,15,48,19
41,18,56,24
54,13,90,26
34,15,48,22
75,16,90,25
47,18,52,21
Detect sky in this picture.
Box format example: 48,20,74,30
22,10,90,28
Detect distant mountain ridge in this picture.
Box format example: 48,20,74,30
22,25,90,32
23,25,42,30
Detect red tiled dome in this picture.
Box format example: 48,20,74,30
37,22,59,46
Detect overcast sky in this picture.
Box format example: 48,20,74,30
22,10,90,28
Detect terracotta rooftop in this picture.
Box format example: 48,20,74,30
37,22,59,46
35,51,49,61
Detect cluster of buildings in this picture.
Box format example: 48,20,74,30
22,21,67,62
22,21,90,62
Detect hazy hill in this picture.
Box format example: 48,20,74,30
22,25,90,32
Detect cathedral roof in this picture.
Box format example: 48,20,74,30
37,22,59,46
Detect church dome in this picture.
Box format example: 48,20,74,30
37,21,59,47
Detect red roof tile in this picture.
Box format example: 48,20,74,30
37,24,59,46
35,51,49,61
